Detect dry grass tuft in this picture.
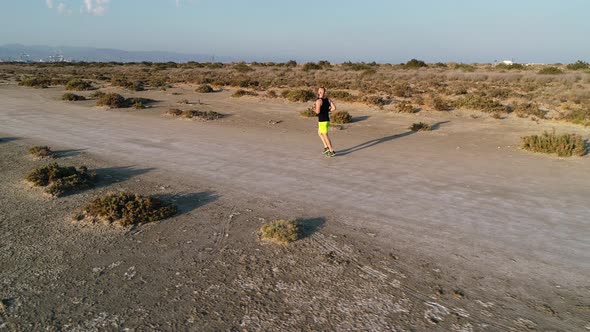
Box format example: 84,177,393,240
409,122,432,131
260,219,300,244
65,78,93,91
62,93,86,101
195,84,214,93
300,107,316,117
182,110,224,120
96,93,126,108
232,89,259,98
282,89,315,102
28,146,54,159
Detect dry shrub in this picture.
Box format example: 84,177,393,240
195,84,214,93
18,76,50,88
65,78,93,91
563,108,590,126
538,67,563,75
165,108,183,116
75,192,177,227
330,111,352,124
396,101,417,113
62,93,86,101
28,146,54,159
182,110,224,120
177,98,190,104
265,90,278,98
453,95,508,113
25,163,96,197
300,107,316,117
282,89,315,102
392,83,413,97
521,131,586,157
260,219,299,244
232,89,259,98
329,90,358,102
89,91,106,99
514,103,545,118
363,95,388,107
96,93,126,108
409,122,432,131
431,96,451,111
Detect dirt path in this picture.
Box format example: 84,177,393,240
1,85,589,330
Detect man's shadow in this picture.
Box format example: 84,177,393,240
337,121,449,156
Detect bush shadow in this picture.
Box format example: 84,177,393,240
337,131,415,156
54,148,87,158
297,217,326,239
93,166,155,188
0,137,19,144
156,191,220,216
431,121,451,131
352,115,370,123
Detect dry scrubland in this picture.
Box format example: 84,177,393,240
1,60,590,330
3,59,590,156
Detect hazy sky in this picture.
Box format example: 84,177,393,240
1,0,589,63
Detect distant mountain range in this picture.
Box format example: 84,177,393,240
0,44,234,63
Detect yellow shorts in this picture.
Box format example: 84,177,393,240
318,121,330,134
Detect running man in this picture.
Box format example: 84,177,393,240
314,87,337,157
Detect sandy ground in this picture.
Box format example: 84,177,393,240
1,84,589,331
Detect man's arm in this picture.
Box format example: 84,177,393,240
314,99,322,114
329,99,337,112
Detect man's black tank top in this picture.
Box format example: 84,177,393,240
318,98,331,122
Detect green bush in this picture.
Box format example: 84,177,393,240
65,79,93,91
521,131,587,157
195,84,214,93
302,62,322,71
495,63,525,70
403,59,427,69
409,122,432,131
282,89,315,102
260,219,300,244
62,93,86,101
75,192,177,227
566,60,589,70
538,67,563,75
233,62,254,73
330,111,352,124
25,163,96,197
28,146,54,159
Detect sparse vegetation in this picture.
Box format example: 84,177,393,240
28,146,54,159
65,78,93,91
453,95,508,113
233,62,254,73
566,61,589,71
232,89,259,98
431,96,451,111
182,110,224,120
538,67,563,75
330,111,352,124
260,219,300,244
75,192,177,227
265,90,278,98
62,93,86,101
403,59,427,69
521,131,587,157
25,163,96,197
514,103,545,119
18,76,50,88
409,122,432,131
89,91,106,99
563,109,590,126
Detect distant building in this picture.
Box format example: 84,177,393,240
501,60,514,65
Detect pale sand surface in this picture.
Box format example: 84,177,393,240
1,84,589,330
